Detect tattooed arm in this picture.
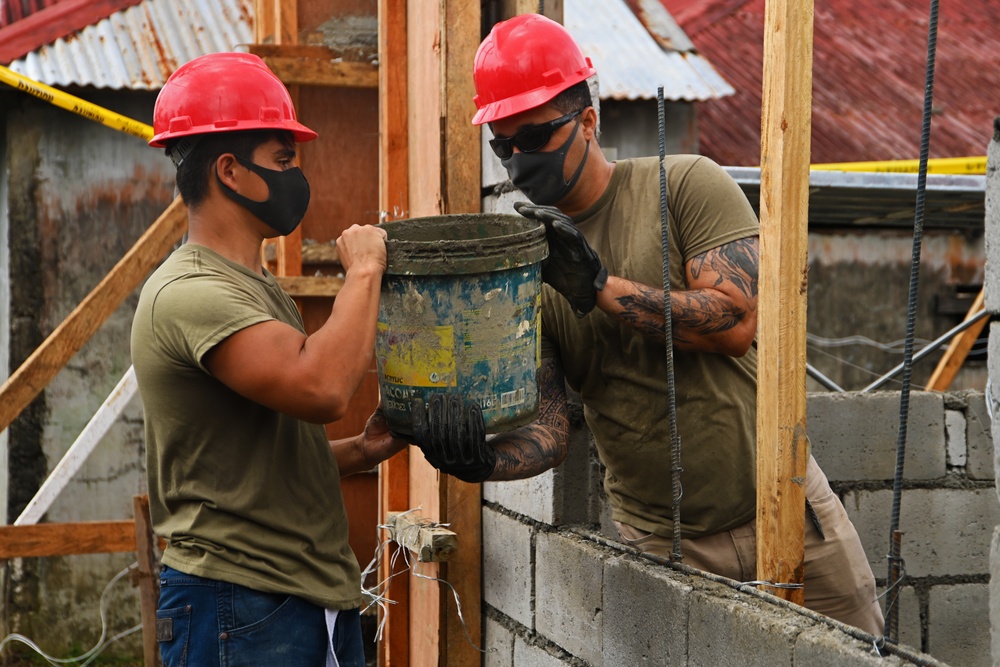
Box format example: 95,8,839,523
486,355,571,481
595,236,759,356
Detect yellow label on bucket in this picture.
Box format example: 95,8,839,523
377,322,456,387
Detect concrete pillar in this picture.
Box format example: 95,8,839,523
985,116,1000,666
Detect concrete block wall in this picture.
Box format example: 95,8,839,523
479,389,981,666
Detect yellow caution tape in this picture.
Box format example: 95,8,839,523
0,64,153,141
812,156,986,175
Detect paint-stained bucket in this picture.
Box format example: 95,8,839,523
375,213,547,436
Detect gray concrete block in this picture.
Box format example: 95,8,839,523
844,489,1000,577
962,391,995,480
603,555,690,666
483,509,534,628
928,584,991,667
807,391,946,481
513,638,574,667
535,531,606,666
896,586,922,651
794,627,908,666
484,472,559,525
485,615,515,667
983,131,1000,313
945,408,967,468
990,527,1000,666
687,585,811,667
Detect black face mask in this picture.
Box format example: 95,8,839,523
217,155,311,236
501,117,590,206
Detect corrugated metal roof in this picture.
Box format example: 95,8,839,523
726,167,985,230
663,0,1000,165
565,0,734,102
1,0,60,27
6,0,253,90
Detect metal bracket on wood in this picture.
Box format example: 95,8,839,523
387,511,457,563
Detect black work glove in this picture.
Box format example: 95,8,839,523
514,201,608,317
410,394,495,483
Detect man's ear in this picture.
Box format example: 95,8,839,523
215,153,241,191
581,106,599,141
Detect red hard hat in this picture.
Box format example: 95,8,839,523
149,52,317,148
472,14,595,126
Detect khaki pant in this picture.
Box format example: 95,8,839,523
615,456,884,636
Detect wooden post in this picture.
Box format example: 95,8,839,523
756,0,814,606
378,0,411,665
0,196,187,434
133,495,162,667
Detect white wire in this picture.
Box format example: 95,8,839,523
0,562,140,666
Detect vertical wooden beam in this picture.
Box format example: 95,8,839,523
378,1,411,665
755,0,813,606
133,495,162,667
501,0,562,21
439,2,483,666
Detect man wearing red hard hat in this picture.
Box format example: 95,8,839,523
413,14,884,635
132,52,407,666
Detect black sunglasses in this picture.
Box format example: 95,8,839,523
489,109,583,160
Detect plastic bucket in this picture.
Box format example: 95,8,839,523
375,213,547,436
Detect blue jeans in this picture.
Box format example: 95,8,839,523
157,565,365,667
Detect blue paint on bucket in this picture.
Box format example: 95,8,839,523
375,214,547,436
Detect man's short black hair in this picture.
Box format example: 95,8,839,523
549,81,592,116
166,130,294,208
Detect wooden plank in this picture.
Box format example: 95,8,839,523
501,0,562,21
274,275,344,297
263,241,340,265
377,1,411,663
756,0,814,606
133,496,162,667
926,288,987,391
254,0,276,45
441,2,483,664
388,511,458,563
0,196,187,435
0,521,136,558
246,49,379,88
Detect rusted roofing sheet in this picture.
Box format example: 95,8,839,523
6,0,253,90
566,0,734,102
663,0,1000,165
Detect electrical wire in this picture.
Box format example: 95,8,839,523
0,562,141,666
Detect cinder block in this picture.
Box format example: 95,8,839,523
535,532,606,666
844,489,1000,577
794,627,908,666
483,509,534,628
687,583,813,667
807,391,946,481
513,638,573,667
484,412,598,525
602,555,690,666
893,586,922,651
485,615,515,667
983,132,1000,313
481,125,509,189
961,391,994,480
945,408,967,468
927,584,991,667
990,528,1000,664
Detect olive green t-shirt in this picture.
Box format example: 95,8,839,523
541,155,759,538
131,244,361,610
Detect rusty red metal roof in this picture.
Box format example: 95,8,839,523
0,0,143,64
662,0,1000,166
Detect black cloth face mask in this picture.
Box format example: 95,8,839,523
217,155,311,236
500,116,590,206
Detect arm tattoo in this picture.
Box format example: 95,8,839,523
614,236,759,344
490,357,571,480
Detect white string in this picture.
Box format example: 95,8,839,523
0,562,141,666
359,508,488,654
